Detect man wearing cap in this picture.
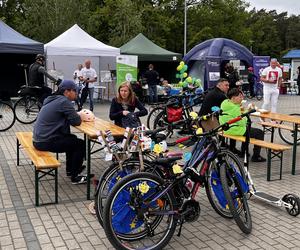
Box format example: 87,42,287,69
260,58,282,113
28,54,60,104
33,80,88,184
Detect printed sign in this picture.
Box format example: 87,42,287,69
116,55,138,87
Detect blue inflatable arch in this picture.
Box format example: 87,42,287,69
183,38,253,89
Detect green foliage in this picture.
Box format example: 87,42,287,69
1,0,300,59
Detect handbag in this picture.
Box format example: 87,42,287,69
167,107,183,123
121,113,141,128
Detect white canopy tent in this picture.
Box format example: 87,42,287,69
44,24,120,82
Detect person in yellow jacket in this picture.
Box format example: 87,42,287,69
219,88,266,162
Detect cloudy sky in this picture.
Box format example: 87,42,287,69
246,0,300,15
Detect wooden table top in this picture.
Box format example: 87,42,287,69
252,112,300,124
74,118,125,138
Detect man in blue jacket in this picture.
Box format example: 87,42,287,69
33,80,87,184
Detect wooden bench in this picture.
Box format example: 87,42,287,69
218,132,291,181
16,132,60,206
257,121,296,142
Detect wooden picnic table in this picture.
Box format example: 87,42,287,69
252,111,300,175
74,117,125,200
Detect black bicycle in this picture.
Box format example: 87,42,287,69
102,110,254,250
0,100,16,131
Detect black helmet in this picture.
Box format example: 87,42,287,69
35,54,45,61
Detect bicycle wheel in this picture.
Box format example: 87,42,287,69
95,158,155,227
147,106,164,129
256,87,263,101
219,161,252,234
153,110,175,142
14,96,40,124
205,150,244,219
103,172,177,250
0,101,16,132
278,114,300,145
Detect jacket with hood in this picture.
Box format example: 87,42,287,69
33,95,81,142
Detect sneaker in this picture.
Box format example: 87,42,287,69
251,156,266,162
88,201,96,215
72,175,87,185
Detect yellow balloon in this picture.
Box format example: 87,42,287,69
177,65,183,71
183,72,188,78
180,61,185,66
187,76,192,83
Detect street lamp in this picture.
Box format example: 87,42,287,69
184,0,187,55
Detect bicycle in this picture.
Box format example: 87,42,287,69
14,79,61,124
146,88,204,130
14,86,42,124
0,100,16,132
278,113,300,145
102,110,254,250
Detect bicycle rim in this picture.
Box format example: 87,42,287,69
14,97,40,124
147,107,164,129
219,161,252,234
95,159,155,228
103,172,177,250
278,114,300,145
205,150,244,219
0,101,15,132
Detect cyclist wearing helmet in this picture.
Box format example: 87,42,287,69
28,54,58,104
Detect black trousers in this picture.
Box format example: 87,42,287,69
242,127,264,157
33,134,85,180
39,86,52,105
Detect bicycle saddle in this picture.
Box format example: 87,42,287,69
154,156,182,165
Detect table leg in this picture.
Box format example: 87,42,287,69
292,123,298,175
85,134,92,200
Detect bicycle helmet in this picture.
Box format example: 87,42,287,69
35,54,45,61
79,109,95,122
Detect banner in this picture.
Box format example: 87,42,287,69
253,56,270,83
116,55,138,87
205,57,221,89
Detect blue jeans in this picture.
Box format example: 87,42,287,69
148,85,158,103
80,87,94,111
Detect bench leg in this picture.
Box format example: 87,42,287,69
267,149,271,181
17,139,20,166
35,169,39,207
279,152,283,180
270,127,274,143
55,169,58,204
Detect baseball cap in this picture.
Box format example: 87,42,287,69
59,80,76,91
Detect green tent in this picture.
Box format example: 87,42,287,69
120,33,181,62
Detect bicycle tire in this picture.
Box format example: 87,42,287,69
103,172,177,250
278,113,300,145
153,110,174,139
14,96,40,124
0,101,16,132
147,106,164,129
95,158,155,228
205,150,244,219
219,161,252,234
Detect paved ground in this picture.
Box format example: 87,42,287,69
1,94,300,249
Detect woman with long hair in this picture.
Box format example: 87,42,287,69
109,81,148,128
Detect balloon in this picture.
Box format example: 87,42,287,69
176,73,180,78
186,76,192,83
178,81,183,86
183,72,188,78
183,65,188,71
180,61,185,66
176,65,183,71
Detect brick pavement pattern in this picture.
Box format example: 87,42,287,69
1,95,300,249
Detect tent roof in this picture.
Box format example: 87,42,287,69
45,24,120,56
0,20,43,54
120,33,181,61
184,38,253,65
282,50,300,59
